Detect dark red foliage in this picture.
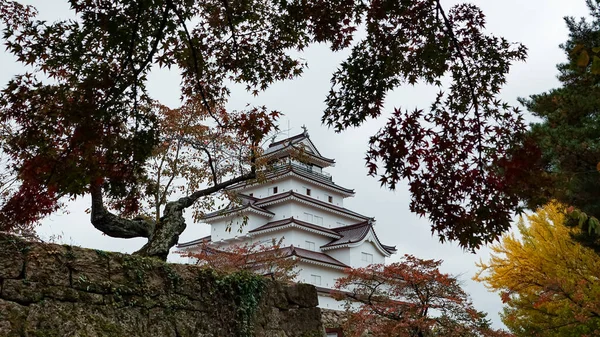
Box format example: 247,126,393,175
323,0,527,250
0,0,527,253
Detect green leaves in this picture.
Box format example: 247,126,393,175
517,3,600,253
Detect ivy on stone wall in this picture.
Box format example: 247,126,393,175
0,234,316,337
211,269,266,337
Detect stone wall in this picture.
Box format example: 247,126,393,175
0,233,324,337
321,309,348,333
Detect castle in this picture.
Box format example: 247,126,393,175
178,129,396,310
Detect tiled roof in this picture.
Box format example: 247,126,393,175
264,132,335,164
267,132,307,149
201,203,274,221
177,235,211,248
321,221,397,255
281,246,349,268
255,191,370,221
227,164,355,196
249,217,342,238
381,244,397,253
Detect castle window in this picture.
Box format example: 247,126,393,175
314,215,323,225
303,212,315,223
361,252,373,263
306,188,311,196
249,193,253,197
328,195,333,203
268,186,278,195
305,241,315,251
310,274,321,285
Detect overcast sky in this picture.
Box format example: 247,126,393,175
0,0,592,329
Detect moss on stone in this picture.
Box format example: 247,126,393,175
0,233,324,337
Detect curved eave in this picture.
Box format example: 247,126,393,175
321,228,396,257
298,257,348,270
229,169,355,197
176,235,211,249
264,147,335,167
202,205,274,223
249,222,342,239
289,169,354,196
256,193,369,222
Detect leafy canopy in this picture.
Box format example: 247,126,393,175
515,0,600,251
0,0,526,252
335,255,513,337
475,203,600,337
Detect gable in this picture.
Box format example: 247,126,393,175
296,138,321,156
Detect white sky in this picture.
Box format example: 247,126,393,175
0,0,592,329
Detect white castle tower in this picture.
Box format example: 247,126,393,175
178,128,396,310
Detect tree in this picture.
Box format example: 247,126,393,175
474,203,600,337
513,0,600,252
334,255,513,337
179,238,298,283
0,0,527,257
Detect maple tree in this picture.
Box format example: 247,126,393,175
0,0,527,257
474,203,600,337
179,238,298,283
322,1,528,251
334,255,513,337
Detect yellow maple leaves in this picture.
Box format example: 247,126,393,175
474,202,600,336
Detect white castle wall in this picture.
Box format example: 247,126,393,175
239,176,347,207
208,214,272,241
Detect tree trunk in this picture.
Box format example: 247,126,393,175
134,200,187,260
89,170,256,261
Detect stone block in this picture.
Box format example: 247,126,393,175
1,279,43,304
285,283,319,308
25,244,70,286
0,236,26,279
68,245,111,292
0,298,28,337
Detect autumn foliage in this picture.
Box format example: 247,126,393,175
180,239,298,283
334,255,512,337
475,203,600,336
0,0,527,255
512,1,600,251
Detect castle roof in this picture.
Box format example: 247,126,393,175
201,203,274,222
281,246,349,269
255,191,370,221
249,217,342,238
264,131,335,167
177,235,212,248
321,221,397,256
228,163,355,197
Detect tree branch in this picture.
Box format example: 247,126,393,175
104,1,173,109
184,136,219,186
435,0,485,171
168,0,223,127
89,184,155,238
175,169,256,210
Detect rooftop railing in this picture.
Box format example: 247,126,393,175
273,162,332,181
